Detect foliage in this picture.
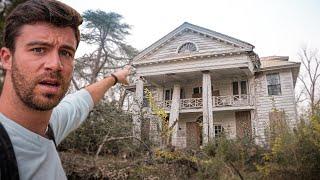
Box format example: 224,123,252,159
58,10,139,158
59,101,134,156
257,111,320,179
73,10,137,87
200,136,264,180
61,109,320,179
144,88,178,149
71,10,138,111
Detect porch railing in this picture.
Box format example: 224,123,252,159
158,95,252,110
214,95,251,107
164,100,172,109
180,98,203,109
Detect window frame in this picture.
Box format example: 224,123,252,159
232,80,248,96
214,124,224,138
266,73,282,96
193,86,202,95
164,88,173,100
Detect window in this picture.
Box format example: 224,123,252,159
180,88,185,99
267,73,281,95
240,81,247,94
164,88,184,100
232,81,247,95
193,87,202,94
233,82,239,95
178,42,197,53
214,125,224,137
164,89,173,100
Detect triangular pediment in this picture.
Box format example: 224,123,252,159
133,22,254,65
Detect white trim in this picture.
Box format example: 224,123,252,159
265,72,282,96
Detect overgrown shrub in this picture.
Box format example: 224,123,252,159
58,101,134,156
200,136,264,179
257,110,320,179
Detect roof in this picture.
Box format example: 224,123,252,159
260,56,300,69
133,22,255,63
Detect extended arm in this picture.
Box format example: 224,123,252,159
85,66,131,105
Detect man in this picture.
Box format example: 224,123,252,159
0,0,130,179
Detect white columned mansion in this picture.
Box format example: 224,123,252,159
130,22,300,148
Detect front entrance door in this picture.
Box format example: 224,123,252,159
186,122,201,149
235,111,251,139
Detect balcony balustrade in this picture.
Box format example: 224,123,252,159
158,95,253,110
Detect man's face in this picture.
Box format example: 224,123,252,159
10,23,77,111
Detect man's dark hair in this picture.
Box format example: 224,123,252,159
3,0,83,51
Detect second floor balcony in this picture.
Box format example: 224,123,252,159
158,94,254,112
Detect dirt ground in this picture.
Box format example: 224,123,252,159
60,151,199,180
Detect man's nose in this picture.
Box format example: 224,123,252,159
44,51,63,71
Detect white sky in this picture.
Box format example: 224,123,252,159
62,0,320,62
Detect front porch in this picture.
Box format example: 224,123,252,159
172,111,253,149
133,66,256,147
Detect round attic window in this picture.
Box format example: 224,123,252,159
177,42,197,53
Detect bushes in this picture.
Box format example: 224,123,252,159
200,136,264,180
257,112,320,179
58,101,134,156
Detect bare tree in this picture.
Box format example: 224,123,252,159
297,47,320,116
72,10,138,107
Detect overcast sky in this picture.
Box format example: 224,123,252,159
62,0,320,61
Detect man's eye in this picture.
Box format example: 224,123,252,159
32,48,45,54
59,50,73,58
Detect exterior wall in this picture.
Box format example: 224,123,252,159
254,69,297,143
214,111,237,139
145,31,241,61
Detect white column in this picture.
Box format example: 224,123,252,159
248,76,256,141
202,71,214,144
132,77,144,140
169,84,181,146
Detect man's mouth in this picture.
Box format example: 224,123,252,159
38,79,61,93
39,79,61,87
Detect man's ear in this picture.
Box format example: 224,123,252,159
0,47,13,71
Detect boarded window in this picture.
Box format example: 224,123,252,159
267,73,281,95
269,110,286,137
178,42,197,53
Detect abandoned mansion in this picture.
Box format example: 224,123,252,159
130,22,300,148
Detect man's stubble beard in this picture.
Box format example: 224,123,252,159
11,57,71,111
